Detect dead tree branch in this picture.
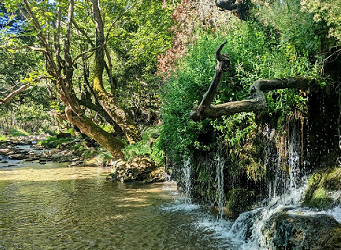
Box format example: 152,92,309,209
190,42,310,121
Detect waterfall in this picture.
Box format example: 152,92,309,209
183,157,192,204
288,126,300,190
224,124,310,249
215,154,225,219
163,122,339,249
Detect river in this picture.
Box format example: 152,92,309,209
0,161,235,250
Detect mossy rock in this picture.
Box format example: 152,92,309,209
264,212,341,250
225,188,255,218
303,167,341,209
84,156,105,166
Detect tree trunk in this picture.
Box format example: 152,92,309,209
190,42,311,121
63,105,124,158
90,0,139,144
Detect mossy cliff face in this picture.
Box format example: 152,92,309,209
303,167,341,209
225,188,256,218
173,78,341,217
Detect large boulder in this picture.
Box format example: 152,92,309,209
107,157,160,182
264,211,341,250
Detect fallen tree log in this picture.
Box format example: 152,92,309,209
190,42,311,122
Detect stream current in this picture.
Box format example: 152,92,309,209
0,159,240,250
1,147,340,249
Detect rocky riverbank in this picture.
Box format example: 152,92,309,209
0,135,166,183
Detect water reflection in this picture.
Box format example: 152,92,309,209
0,164,225,250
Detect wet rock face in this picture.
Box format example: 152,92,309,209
106,157,164,183
225,188,256,218
264,212,341,250
303,167,341,209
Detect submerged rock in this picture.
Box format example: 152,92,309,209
264,211,341,250
8,153,27,160
39,158,47,164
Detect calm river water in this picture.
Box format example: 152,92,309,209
0,162,233,250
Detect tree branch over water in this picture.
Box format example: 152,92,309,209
190,42,311,122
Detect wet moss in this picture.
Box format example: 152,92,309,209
303,167,341,209
225,188,255,218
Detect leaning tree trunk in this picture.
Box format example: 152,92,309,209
90,0,139,144
190,42,311,121
21,0,126,158
63,100,124,158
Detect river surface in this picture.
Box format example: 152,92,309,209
0,161,234,250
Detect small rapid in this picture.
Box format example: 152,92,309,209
161,139,340,250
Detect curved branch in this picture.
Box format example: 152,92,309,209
190,44,310,121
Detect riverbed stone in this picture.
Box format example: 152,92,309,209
0,148,11,155
8,153,27,160
39,158,47,164
69,160,84,167
264,211,341,250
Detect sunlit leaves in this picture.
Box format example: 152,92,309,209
301,0,341,47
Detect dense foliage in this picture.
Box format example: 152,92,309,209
159,1,326,164
157,0,341,211
0,1,176,143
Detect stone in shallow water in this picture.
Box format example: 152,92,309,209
107,157,163,183
8,154,27,160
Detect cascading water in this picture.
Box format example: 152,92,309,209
223,124,339,249
215,154,225,219
183,157,192,203
162,123,339,249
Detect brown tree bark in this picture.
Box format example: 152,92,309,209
190,42,311,122
21,0,127,157
0,84,30,105
90,0,139,144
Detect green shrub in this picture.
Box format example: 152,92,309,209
8,128,29,137
124,126,164,165
38,136,73,148
158,10,321,165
